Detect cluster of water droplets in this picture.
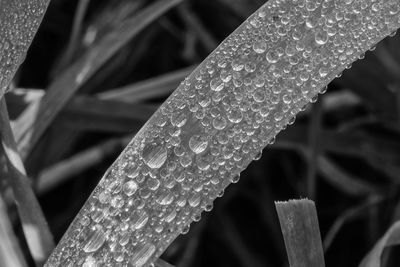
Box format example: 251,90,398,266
45,0,400,266
0,0,49,97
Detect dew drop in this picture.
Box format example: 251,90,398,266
266,50,279,63
315,29,328,45
123,181,138,196
212,117,227,130
253,41,267,53
131,211,149,230
83,227,106,253
142,143,167,169
210,77,224,91
131,243,156,267
189,135,208,154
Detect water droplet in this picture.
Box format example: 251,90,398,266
83,227,106,253
253,41,267,53
131,243,156,267
142,143,168,169
212,117,227,130
189,135,208,154
315,29,328,45
210,77,224,91
123,181,138,196
131,211,149,230
266,50,279,63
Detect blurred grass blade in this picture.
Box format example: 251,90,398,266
221,214,265,267
0,194,28,267
54,0,91,73
275,199,326,267
13,0,183,159
0,0,50,97
307,99,323,199
177,4,218,52
154,259,175,267
58,96,157,133
0,98,54,265
37,136,131,194
359,221,400,267
324,196,383,251
98,66,195,102
316,156,376,196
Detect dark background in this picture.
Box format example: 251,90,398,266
5,0,400,266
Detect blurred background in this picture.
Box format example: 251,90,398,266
3,0,400,266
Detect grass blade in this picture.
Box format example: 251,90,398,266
307,98,323,199
0,0,50,97
13,0,183,159
0,194,28,267
324,196,383,251
98,66,195,102
37,136,131,194
154,259,175,267
0,98,54,266
275,199,326,267
359,221,400,267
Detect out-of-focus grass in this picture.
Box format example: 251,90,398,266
1,0,400,266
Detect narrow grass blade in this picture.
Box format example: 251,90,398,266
37,136,131,194
177,4,218,52
307,98,323,198
275,199,326,267
154,259,175,267
98,66,195,102
59,96,157,133
220,214,265,267
0,0,50,97
316,156,376,196
0,194,29,267
54,0,91,73
0,98,54,266
44,1,400,266
359,221,400,267
324,196,383,251
13,0,183,160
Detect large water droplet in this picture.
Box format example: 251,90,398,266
315,29,328,45
123,181,138,196
142,142,168,169
189,135,208,154
253,41,266,53
83,227,106,253
131,211,149,230
210,77,224,91
131,243,156,267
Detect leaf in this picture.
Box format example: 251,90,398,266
316,156,376,196
98,66,195,102
36,136,131,194
359,221,400,267
0,0,50,98
306,98,323,198
13,0,183,160
323,196,383,251
275,199,326,267
0,98,54,265
154,259,175,267
0,194,28,267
